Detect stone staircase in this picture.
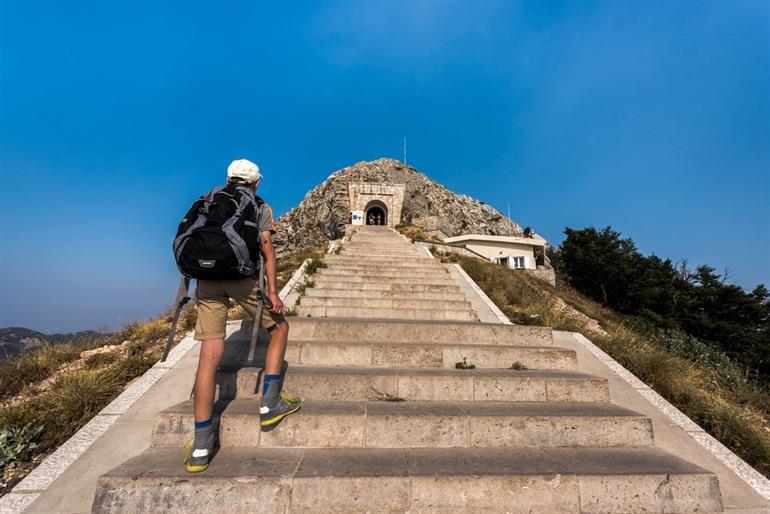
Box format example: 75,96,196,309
92,225,723,512
297,227,478,321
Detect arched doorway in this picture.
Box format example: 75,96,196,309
364,200,388,226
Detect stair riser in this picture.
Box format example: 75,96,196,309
326,257,439,271
324,257,439,267
283,343,576,370
316,269,450,279
345,244,413,249
219,370,609,403
338,253,427,260
296,306,476,321
152,412,653,449
339,250,423,255
299,297,470,310
272,317,553,346
302,288,468,302
93,473,721,513
303,282,462,293
321,265,447,274
312,276,455,286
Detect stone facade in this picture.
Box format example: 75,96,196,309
348,182,405,228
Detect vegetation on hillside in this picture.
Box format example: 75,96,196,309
395,224,443,243
439,251,770,478
552,226,769,381
0,312,195,494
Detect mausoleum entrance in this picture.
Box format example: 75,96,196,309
365,201,387,226
348,182,405,228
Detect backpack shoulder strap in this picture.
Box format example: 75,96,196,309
200,185,225,213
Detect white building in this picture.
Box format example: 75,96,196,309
443,233,548,270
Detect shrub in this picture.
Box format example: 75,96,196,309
0,422,44,471
304,257,327,275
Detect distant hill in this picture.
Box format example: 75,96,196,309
0,327,104,360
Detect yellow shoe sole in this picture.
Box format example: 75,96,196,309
185,462,209,473
183,438,210,473
260,403,302,427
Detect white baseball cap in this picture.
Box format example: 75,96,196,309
227,159,262,183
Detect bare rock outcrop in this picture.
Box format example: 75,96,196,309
273,158,522,259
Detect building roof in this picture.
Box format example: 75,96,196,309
444,233,547,246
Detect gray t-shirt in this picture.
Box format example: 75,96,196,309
257,202,276,234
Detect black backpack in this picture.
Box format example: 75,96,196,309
173,184,264,280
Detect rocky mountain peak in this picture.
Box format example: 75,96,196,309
273,158,523,259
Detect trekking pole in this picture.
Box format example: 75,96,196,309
161,276,192,362
247,252,265,363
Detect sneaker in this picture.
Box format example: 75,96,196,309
183,436,219,473
260,391,302,429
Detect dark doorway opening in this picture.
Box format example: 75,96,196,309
365,203,387,226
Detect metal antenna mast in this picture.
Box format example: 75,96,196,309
507,202,512,236
403,137,407,165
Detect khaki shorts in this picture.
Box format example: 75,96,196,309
194,278,284,340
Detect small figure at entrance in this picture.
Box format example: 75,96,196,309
365,204,387,226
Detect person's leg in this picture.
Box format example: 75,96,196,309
193,338,225,422
187,282,228,472
263,318,289,375
261,318,290,405
230,279,301,427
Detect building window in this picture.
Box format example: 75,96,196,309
512,256,525,269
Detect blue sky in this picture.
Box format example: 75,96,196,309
1,1,768,332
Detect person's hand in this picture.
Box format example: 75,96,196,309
268,292,284,314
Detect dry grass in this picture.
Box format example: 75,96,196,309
0,311,186,492
394,224,443,242
449,252,770,477
277,245,327,290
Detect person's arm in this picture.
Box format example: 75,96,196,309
261,230,284,314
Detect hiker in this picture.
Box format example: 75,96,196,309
183,159,301,473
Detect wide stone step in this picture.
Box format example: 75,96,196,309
344,241,417,248
338,251,427,259
299,296,470,311
93,447,722,513
315,268,450,280
348,238,409,244
325,255,439,267
352,236,402,241
217,366,609,402
152,400,653,449
340,247,422,254
279,340,576,369
313,275,455,286
322,264,448,274
302,288,468,302
296,305,476,321
246,317,554,346
340,242,423,249
305,281,463,293
321,263,446,274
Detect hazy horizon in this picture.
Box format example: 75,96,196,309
1,1,768,333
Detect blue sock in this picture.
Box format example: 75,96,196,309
262,374,281,396
194,418,212,429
